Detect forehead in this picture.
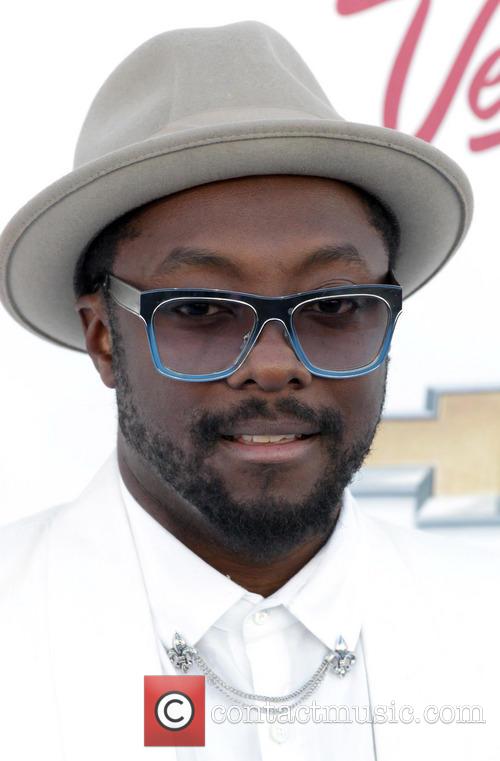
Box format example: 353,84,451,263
113,175,389,285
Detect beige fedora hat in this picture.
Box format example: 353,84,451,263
0,20,472,352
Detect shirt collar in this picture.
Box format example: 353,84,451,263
120,476,247,647
285,489,364,654
119,470,363,656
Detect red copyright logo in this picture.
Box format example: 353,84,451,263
144,676,205,746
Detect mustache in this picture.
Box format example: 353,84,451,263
189,396,345,448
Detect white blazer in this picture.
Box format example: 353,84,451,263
0,453,499,760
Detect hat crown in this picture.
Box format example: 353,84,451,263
74,21,340,167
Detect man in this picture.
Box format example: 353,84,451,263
0,20,498,761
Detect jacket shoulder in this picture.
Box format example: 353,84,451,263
361,511,500,626
0,453,119,573
0,502,71,578
363,511,499,571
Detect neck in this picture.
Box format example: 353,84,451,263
117,438,337,597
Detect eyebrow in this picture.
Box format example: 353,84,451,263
295,244,367,273
157,247,241,276
156,244,368,276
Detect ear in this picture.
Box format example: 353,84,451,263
75,293,116,389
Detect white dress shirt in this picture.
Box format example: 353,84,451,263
120,477,376,760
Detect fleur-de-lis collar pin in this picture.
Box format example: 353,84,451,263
327,635,356,677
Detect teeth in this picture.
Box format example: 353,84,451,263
238,434,301,444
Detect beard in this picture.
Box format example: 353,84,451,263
110,312,385,563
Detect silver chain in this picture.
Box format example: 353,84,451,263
166,631,356,714
191,650,334,713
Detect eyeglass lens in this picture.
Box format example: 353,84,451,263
292,295,390,372
151,295,390,374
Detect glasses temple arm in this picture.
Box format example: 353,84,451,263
105,274,142,315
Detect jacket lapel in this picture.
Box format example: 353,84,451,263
360,515,437,758
47,454,176,760
357,509,493,760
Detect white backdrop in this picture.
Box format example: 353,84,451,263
1,0,498,522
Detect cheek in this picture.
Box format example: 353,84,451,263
331,367,387,437
132,364,199,434
117,318,202,435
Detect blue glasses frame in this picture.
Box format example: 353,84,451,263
105,273,402,382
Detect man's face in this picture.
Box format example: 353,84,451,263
102,176,390,561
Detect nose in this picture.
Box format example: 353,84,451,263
226,319,313,392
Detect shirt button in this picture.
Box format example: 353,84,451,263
270,723,290,743
252,610,269,625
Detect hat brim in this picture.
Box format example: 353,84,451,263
0,119,472,351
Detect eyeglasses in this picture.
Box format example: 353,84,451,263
105,273,402,382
